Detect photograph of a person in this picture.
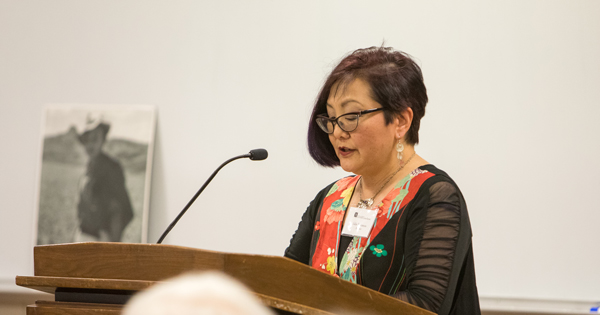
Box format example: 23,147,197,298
36,104,156,244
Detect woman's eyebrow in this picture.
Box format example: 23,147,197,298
326,99,362,109
341,99,362,107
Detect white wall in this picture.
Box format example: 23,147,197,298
1,0,599,309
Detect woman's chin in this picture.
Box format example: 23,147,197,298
339,161,359,175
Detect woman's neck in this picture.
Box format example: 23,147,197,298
359,145,419,198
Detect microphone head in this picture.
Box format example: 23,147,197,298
249,149,268,161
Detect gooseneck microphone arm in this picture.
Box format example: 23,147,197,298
157,149,268,244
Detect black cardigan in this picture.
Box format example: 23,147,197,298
285,165,480,315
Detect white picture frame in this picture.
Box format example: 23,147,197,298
35,104,156,244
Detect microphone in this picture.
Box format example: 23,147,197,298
249,148,268,161
157,148,268,244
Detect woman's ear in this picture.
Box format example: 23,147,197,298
395,107,414,139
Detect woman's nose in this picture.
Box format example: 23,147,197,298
331,122,349,139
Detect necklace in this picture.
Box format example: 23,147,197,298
356,153,416,209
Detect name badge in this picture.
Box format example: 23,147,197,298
341,207,377,238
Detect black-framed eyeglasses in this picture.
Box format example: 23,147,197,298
315,108,384,134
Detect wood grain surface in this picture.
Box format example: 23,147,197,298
27,301,122,315
17,242,434,315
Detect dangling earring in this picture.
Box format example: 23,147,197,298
396,140,404,161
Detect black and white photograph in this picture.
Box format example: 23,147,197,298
35,104,156,245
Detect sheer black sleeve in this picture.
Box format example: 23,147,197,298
284,184,332,264
393,180,461,313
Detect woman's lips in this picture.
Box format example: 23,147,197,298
338,146,355,157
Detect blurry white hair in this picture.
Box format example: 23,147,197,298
123,271,275,315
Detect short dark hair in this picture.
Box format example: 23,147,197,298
307,46,428,167
78,123,110,144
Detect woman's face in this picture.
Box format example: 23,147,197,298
82,128,105,157
326,78,401,177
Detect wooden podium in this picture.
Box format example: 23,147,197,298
16,242,434,315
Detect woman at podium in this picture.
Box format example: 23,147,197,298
285,46,480,315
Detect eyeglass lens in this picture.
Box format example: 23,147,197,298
316,114,359,134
